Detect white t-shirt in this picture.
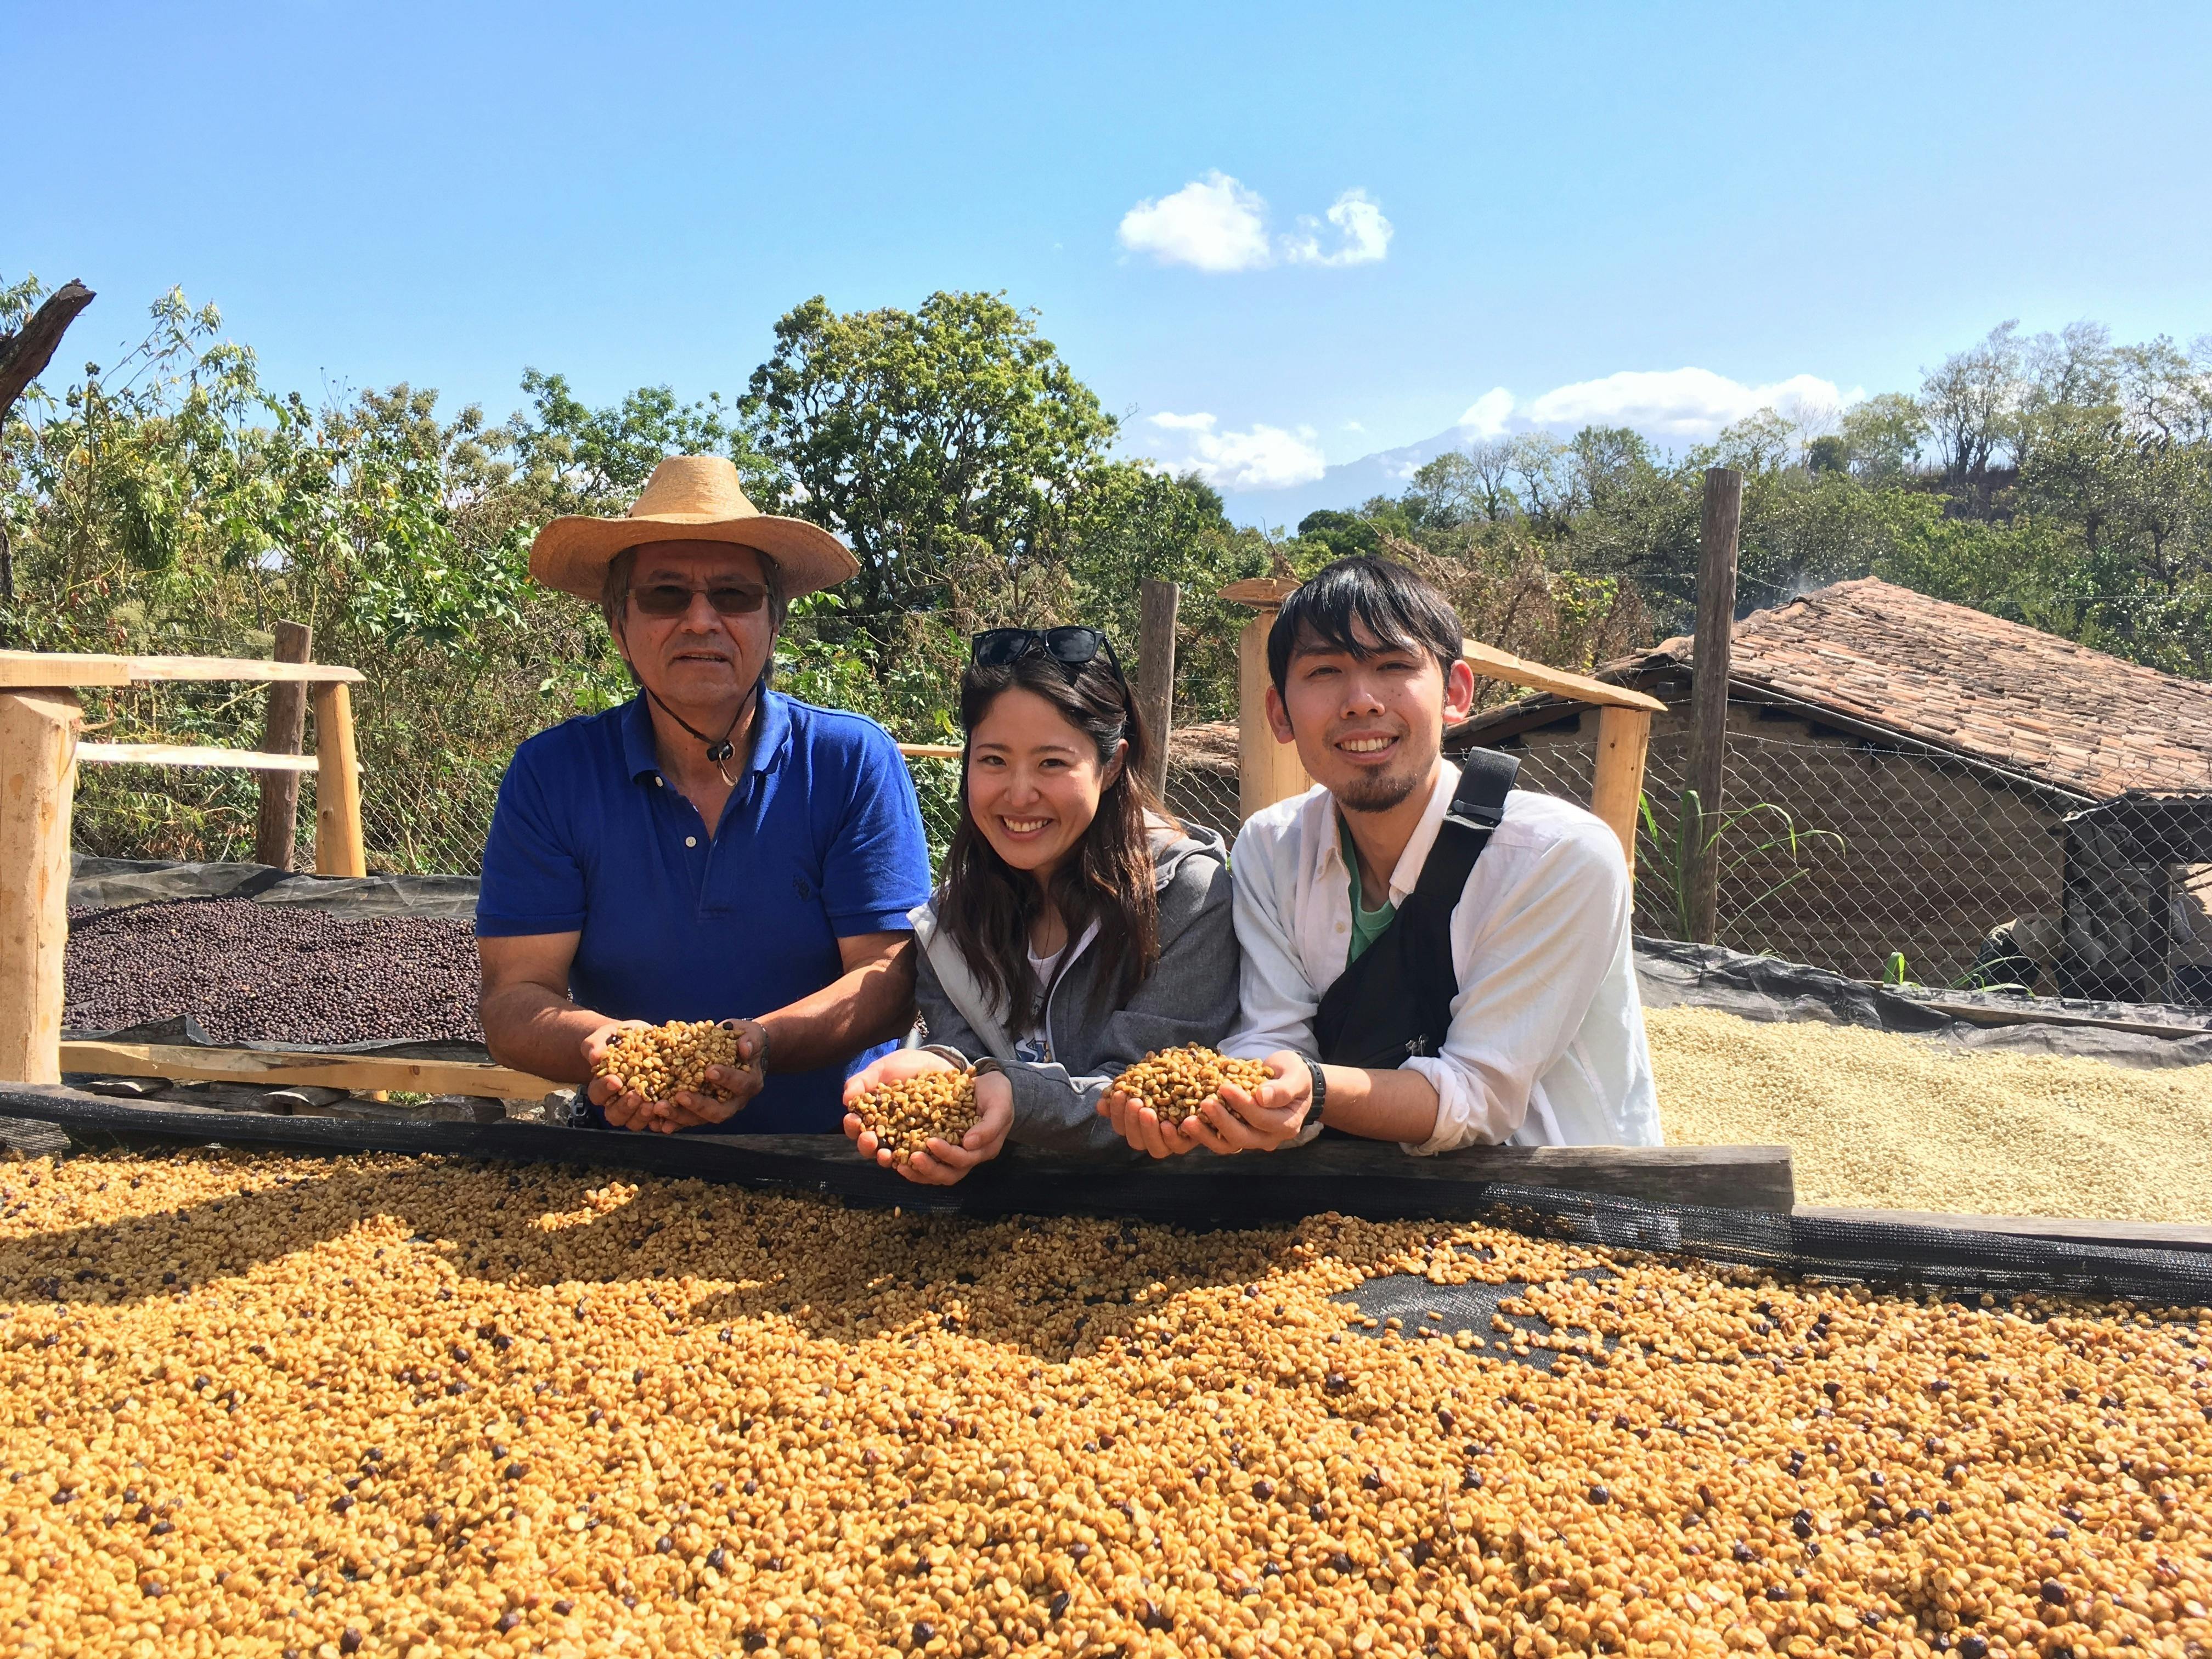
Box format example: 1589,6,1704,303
1010,943,1066,1064
1226,769,1662,1154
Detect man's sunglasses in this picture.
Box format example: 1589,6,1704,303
970,626,1124,679
629,582,770,618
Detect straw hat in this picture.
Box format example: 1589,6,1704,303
529,455,858,602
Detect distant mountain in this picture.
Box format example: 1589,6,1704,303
1218,422,1482,531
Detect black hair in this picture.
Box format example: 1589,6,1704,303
1266,555,1464,698
941,647,1169,1028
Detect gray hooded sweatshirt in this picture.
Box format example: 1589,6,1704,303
909,822,1239,1155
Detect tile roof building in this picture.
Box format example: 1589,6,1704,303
1454,579,2212,1000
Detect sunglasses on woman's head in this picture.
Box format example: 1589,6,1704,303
970,626,1123,679
629,582,770,618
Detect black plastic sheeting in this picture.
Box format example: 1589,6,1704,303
68,855,479,920
1635,937,2212,1070
3,1083,2208,1307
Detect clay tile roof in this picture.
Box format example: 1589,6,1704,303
1634,578,2212,799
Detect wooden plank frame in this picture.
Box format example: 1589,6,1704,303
1207,588,1662,872
0,650,369,1084
59,1041,557,1101
78,743,321,773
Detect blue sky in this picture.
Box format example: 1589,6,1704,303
13,1,2211,518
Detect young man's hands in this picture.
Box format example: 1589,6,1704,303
1099,1050,1316,1156
581,1017,768,1134
840,1051,1012,1186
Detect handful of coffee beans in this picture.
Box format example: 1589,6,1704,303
850,1068,980,1165
592,1020,746,1105
1114,1045,1274,1126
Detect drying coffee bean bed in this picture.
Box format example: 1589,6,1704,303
0,1149,2205,1659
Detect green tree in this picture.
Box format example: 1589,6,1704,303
744,291,1118,641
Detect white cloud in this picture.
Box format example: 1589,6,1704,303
1146,411,1327,490
1520,369,1854,441
1283,189,1393,267
1119,176,1391,272
1455,387,1514,436
1118,173,1272,273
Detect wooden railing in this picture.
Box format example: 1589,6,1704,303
0,650,369,1085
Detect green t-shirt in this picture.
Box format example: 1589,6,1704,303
1340,816,1397,966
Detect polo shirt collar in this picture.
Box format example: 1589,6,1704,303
619,686,795,783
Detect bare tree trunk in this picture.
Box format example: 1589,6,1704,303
0,280,95,420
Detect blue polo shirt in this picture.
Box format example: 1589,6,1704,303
476,690,931,1133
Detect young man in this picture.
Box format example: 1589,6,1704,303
1103,555,1659,1156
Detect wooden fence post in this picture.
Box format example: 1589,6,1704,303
1135,579,1178,800
312,681,367,877
1220,577,1308,822
252,620,313,870
0,689,81,1083
1685,466,1743,944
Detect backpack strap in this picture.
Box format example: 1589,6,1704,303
1411,747,1521,906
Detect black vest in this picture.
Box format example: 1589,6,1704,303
1312,749,1520,1069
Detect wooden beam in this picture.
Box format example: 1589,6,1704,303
1686,466,1743,944
0,691,79,1084
255,620,314,870
59,1041,558,1101
1135,577,1178,799
126,655,364,685
1460,638,1666,713
1589,704,1652,878
0,652,365,689
1219,575,1301,607
0,279,95,420
312,681,368,877
0,651,133,689
77,743,321,773
896,743,962,761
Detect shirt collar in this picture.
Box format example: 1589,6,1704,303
1311,763,1458,906
620,686,793,783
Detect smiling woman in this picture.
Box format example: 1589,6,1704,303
842,627,1242,1183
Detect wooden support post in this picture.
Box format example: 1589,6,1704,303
0,690,81,1083
1590,704,1653,880
253,620,313,871
1221,578,1309,822
1685,466,1743,944
1135,579,1178,799
312,681,366,877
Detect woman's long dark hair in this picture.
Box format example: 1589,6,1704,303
940,646,1171,1028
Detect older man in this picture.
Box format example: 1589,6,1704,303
476,455,930,1133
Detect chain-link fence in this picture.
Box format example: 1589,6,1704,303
68,688,1246,880
1496,715,2212,1009
67,672,2211,1010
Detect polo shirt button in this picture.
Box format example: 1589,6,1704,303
1335,922,1347,932
685,836,697,848
653,776,664,787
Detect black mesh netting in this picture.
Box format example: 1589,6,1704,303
3,1084,2208,1309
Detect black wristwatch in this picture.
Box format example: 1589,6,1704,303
1302,1057,1327,1121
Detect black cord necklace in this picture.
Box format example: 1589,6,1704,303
645,681,758,787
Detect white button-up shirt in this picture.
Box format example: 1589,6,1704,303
1226,768,1662,1154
